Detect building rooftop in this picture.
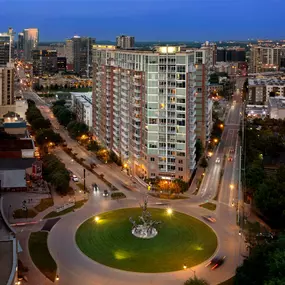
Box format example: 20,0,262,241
0,158,36,170
269,96,285,109
0,139,34,151
71,92,92,105
249,78,285,87
3,121,27,129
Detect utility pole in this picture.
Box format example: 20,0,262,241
83,168,86,193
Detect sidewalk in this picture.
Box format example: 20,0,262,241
188,167,205,195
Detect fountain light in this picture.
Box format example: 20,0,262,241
167,208,173,215
94,216,100,222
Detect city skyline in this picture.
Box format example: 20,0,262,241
1,0,284,41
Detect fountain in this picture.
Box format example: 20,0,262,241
129,196,161,239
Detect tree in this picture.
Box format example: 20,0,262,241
67,121,88,139
87,140,101,152
30,117,51,130
200,156,208,169
235,236,285,285
53,99,66,107
35,128,62,146
57,108,74,126
173,179,188,193
184,277,209,285
195,139,203,163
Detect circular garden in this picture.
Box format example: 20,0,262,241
75,208,217,273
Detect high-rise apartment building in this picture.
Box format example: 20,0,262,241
65,39,74,70
32,50,58,76
217,47,246,62
116,35,135,49
92,45,213,181
23,28,39,61
250,45,284,73
67,36,95,77
17,33,24,55
0,64,15,117
0,32,12,66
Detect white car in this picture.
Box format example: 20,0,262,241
215,157,221,164
72,175,79,182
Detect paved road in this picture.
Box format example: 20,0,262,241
18,66,246,284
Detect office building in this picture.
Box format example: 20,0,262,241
71,92,92,128
0,65,15,117
92,45,213,181
248,77,285,104
268,96,285,119
116,35,135,49
17,32,24,58
65,39,74,71
68,36,95,77
216,47,246,62
32,49,58,76
23,28,39,61
57,57,67,72
0,32,12,66
250,45,284,73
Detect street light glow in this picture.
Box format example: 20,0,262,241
183,264,187,270
230,184,234,189
123,163,128,168
167,208,173,215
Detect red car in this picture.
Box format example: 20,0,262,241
228,156,233,162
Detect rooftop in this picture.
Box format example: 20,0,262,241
268,96,285,109
249,78,285,87
0,139,34,151
0,158,36,170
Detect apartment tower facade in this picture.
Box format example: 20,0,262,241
23,28,39,61
92,45,212,181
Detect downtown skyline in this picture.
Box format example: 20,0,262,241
1,0,285,41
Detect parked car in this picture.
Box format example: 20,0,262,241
206,256,226,270
72,175,79,182
103,190,109,197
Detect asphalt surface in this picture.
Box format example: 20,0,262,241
18,67,247,285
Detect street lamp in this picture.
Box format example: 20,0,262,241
55,275,59,281
166,208,173,215
214,138,218,143
230,184,234,190
94,216,100,222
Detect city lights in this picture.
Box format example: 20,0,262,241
166,208,173,215
94,216,100,222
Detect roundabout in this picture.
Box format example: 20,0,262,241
75,207,218,273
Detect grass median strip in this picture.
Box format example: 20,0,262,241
29,231,57,282
43,200,86,219
13,208,37,219
199,202,217,211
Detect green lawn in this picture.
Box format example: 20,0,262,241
34,198,54,212
13,208,37,219
76,208,217,273
199,202,217,211
29,232,57,281
43,200,86,219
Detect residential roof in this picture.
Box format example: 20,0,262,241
268,97,285,109
0,158,36,170
0,139,34,151
3,122,27,129
0,169,26,188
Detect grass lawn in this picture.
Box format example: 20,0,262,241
199,202,217,211
43,200,86,219
76,208,217,273
13,208,37,219
149,193,188,200
34,198,54,212
29,232,57,281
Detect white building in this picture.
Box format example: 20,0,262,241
71,92,92,128
268,97,285,119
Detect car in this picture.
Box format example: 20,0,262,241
230,148,234,153
92,183,99,191
103,190,109,197
205,256,226,270
215,157,220,164
72,175,79,182
202,216,217,223
228,156,233,162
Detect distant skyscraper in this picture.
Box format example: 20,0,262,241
18,33,24,51
216,47,246,62
0,29,13,66
68,36,95,77
23,28,39,61
32,49,58,76
116,35,135,49
65,39,74,70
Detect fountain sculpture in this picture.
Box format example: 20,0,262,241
129,196,161,239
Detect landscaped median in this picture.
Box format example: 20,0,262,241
29,231,57,282
43,200,86,219
111,192,126,200
199,202,217,211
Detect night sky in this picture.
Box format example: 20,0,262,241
1,0,284,41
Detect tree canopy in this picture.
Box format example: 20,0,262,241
184,277,209,285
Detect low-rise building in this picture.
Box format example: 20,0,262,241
268,96,285,119
248,77,285,104
70,92,92,128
